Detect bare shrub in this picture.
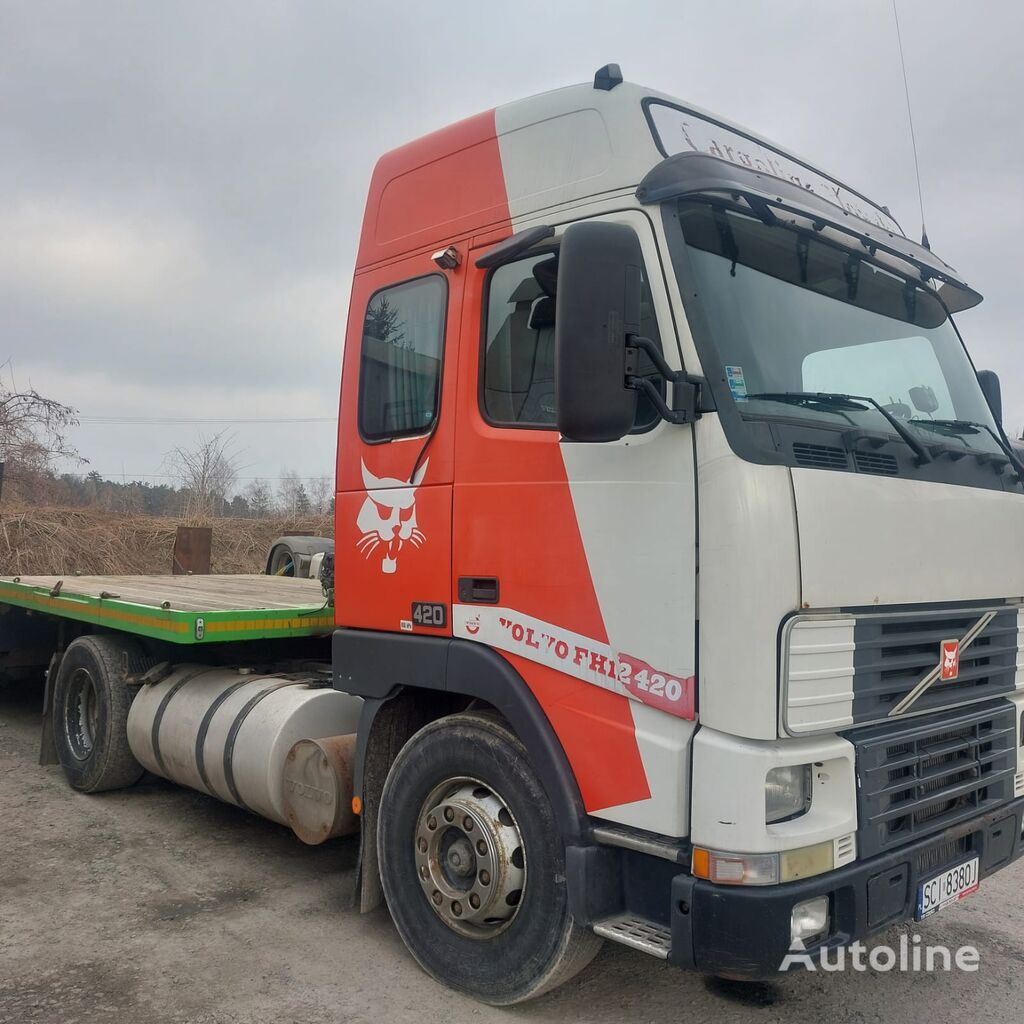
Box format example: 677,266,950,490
309,474,334,514
0,507,333,576
0,366,81,505
163,431,239,522
276,468,303,513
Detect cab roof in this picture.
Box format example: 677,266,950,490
355,73,899,271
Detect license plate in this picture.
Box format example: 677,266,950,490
916,857,980,920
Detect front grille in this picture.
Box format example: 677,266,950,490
851,606,1018,724
850,701,1017,857
917,835,971,875
793,442,849,470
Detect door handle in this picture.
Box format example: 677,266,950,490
457,576,500,604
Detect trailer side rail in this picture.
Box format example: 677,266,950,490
0,575,334,644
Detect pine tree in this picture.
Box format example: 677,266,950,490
245,478,273,517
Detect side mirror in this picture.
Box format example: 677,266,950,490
555,221,641,442
908,384,939,415
977,369,1002,425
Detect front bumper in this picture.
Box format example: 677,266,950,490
670,797,1024,975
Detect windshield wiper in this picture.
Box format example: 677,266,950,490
744,391,867,412
745,391,934,464
909,418,1024,480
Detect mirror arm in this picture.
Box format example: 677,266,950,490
628,375,691,424
625,336,712,425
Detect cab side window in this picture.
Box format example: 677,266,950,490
483,254,558,425
359,275,447,442
482,251,664,430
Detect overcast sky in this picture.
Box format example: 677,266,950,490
4,0,1023,490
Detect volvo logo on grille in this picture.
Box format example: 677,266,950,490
940,639,960,681
888,610,997,717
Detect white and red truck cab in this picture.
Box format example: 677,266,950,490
15,65,1024,1004
332,63,1024,993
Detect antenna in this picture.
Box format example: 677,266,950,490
892,0,930,249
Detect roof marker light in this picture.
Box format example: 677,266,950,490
593,64,623,91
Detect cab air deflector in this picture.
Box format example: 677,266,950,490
475,225,555,269
636,151,982,313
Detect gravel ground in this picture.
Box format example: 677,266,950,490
3,677,1024,1024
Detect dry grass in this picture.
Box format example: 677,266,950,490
0,507,333,576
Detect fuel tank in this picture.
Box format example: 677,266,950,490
126,666,362,827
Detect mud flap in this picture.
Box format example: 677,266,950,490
38,652,61,766
353,694,437,912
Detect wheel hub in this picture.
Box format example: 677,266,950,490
65,668,98,761
445,837,474,877
415,777,526,939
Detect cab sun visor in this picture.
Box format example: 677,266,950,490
636,152,982,314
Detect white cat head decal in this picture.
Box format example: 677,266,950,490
356,459,428,574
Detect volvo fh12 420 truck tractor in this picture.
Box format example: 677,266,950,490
6,66,1024,1003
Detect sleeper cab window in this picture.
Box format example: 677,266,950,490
358,275,447,442
482,250,665,430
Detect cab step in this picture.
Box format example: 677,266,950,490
592,914,671,959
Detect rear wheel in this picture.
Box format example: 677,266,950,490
52,635,150,793
378,711,601,1004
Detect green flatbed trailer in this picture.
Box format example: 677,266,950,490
0,574,335,645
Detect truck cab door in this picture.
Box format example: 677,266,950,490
452,210,698,837
334,256,462,635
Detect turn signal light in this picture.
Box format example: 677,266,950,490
691,841,835,886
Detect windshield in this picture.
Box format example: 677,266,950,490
674,200,1003,459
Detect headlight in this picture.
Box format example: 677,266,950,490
765,764,811,823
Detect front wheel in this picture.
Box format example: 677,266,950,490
377,711,601,1005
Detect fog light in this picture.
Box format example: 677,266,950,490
791,896,829,945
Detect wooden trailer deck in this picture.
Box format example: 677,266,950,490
0,574,334,644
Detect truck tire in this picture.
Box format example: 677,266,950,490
265,536,334,577
267,544,297,576
377,710,602,1004
52,635,150,793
